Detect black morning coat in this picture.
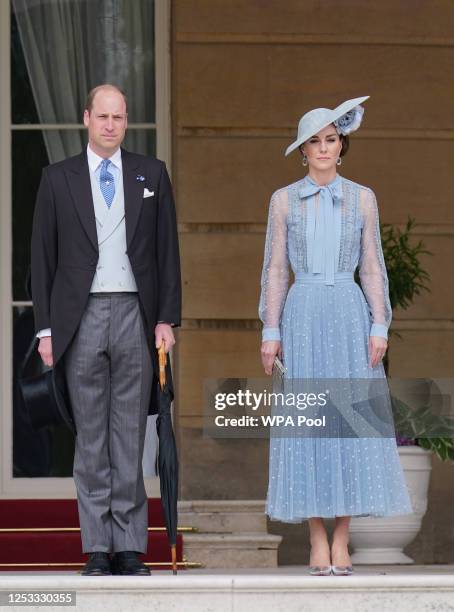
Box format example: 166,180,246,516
30,147,182,435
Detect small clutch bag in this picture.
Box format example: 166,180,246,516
273,355,285,376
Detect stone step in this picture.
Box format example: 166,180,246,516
178,500,267,533
1,570,454,611
178,500,281,568
183,532,282,569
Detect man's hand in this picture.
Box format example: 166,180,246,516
369,335,388,368
261,340,282,376
155,323,175,354
38,336,53,367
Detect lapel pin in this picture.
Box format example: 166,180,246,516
136,175,145,182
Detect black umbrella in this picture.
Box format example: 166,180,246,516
156,343,179,575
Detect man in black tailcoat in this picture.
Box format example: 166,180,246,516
31,84,181,576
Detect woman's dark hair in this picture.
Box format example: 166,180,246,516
339,134,349,157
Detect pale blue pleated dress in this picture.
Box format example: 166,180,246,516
259,173,413,522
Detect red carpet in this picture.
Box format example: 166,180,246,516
0,499,183,571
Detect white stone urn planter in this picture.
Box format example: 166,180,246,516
349,445,432,564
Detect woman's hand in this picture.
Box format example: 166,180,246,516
369,335,388,368
261,340,282,375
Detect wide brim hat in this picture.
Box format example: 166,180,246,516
285,95,370,156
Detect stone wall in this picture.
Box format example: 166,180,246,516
171,0,454,564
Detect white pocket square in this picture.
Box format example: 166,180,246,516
143,188,154,198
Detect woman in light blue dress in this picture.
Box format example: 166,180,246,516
259,97,412,575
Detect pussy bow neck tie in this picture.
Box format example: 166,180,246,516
297,175,343,286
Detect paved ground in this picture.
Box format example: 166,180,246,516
1,564,454,576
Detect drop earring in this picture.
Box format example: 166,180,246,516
302,153,308,167
336,157,342,166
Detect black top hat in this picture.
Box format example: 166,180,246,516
19,370,64,431
17,268,76,434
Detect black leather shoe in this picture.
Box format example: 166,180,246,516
111,551,150,575
81,552,112,576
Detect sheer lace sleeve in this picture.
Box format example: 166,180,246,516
358,187,392,339
258,189,290,342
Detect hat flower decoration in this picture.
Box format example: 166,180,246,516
285,95,369,156
333,104,365,135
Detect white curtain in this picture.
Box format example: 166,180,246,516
12,0,155,162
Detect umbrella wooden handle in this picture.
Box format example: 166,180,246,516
158,342,167,390
171,544,177,575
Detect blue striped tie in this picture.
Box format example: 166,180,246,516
99,159,115,208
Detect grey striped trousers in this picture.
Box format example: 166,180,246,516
64,292,152,553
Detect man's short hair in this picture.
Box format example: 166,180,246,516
85,84,128,113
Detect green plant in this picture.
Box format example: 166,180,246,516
417,437,454,462
392,397,454,462
355,215,432,373
381,216,432,339
379,222,454,460
360,216,453,459
355,215,432,343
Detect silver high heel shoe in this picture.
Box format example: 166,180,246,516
308,565,332,576
331,565,353,576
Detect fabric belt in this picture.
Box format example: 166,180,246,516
294,272,354,285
